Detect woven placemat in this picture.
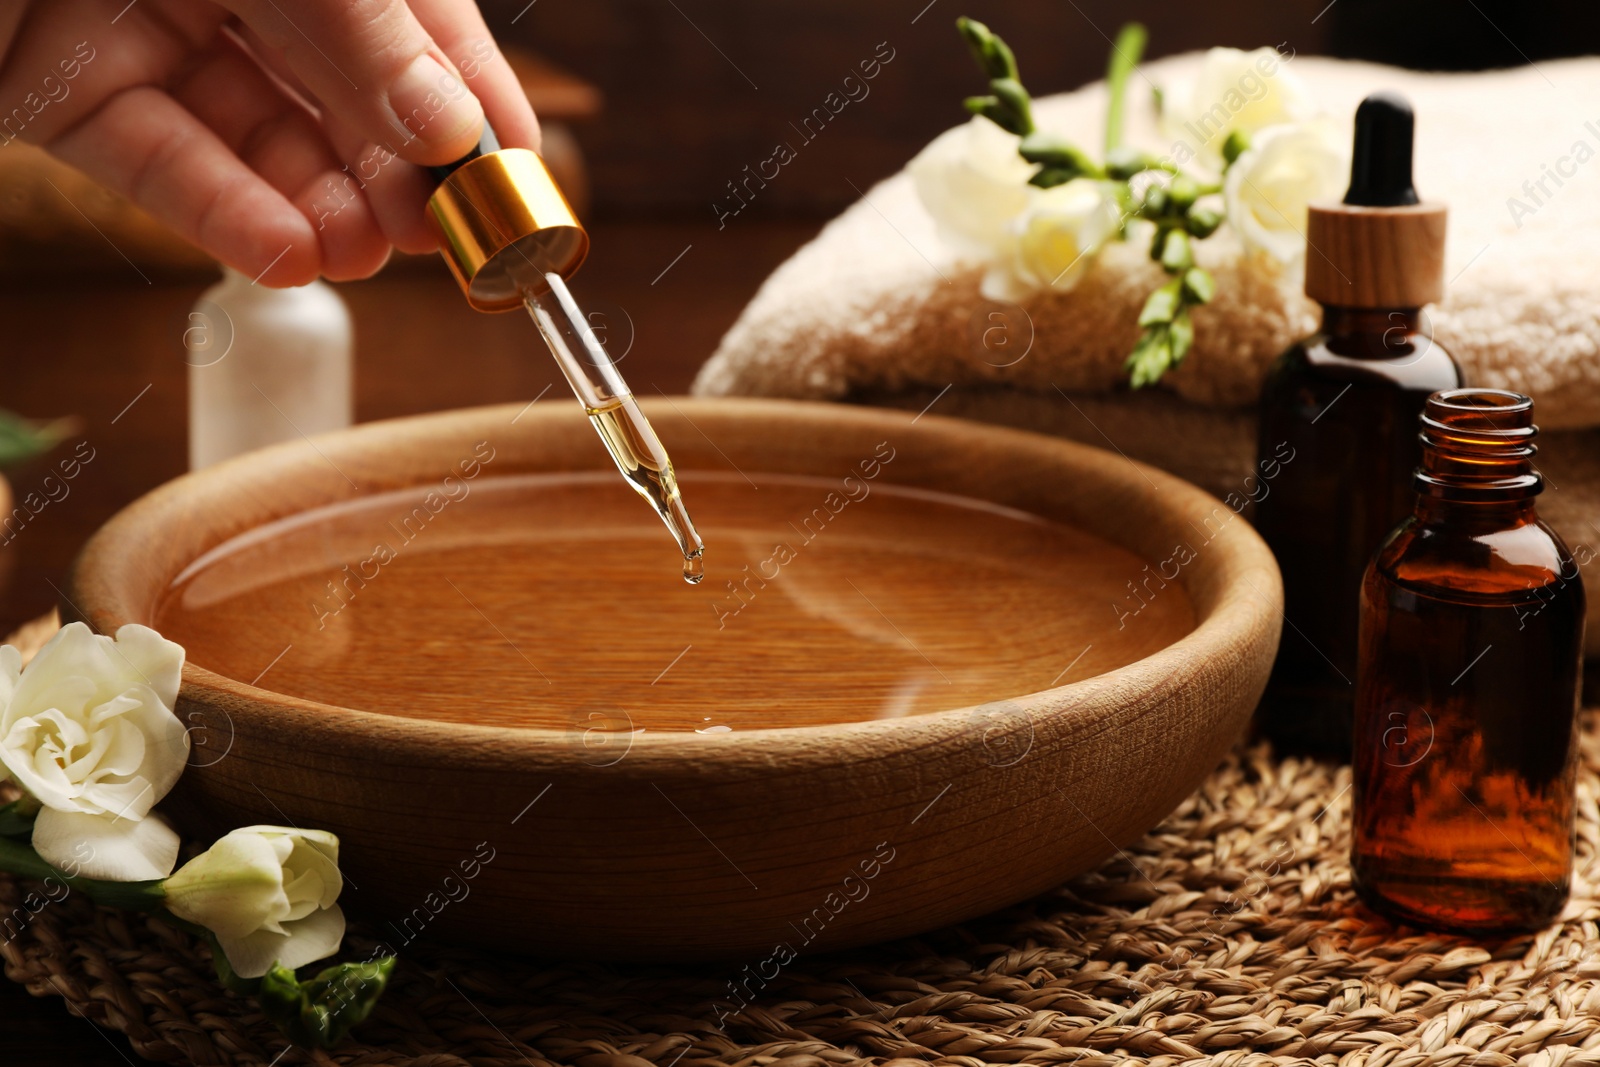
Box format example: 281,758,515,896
5,617,1600,1067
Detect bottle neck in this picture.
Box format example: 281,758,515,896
1414,495,1538,529
1413,389,1541,508
1320,305,1423,360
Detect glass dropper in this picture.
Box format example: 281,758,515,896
422,134,704,582
523,271,705,584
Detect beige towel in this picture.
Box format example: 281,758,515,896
694,53,1600,428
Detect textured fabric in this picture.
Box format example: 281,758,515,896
693,54,1600,430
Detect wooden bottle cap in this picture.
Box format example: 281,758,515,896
1305,94,1445,309
1304,200,1447,308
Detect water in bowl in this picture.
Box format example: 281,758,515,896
155,471,1194,732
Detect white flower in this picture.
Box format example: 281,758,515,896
910,115,1036,255
1162,47,1313,171
164,826,346,979
981,179,1121,301
1224,120,1348,264
0,622,188,881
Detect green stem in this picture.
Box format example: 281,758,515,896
1103,22,1147,156
0,837,166,913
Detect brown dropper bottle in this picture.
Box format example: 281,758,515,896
1253,92,1462,758
1352,389,1585,932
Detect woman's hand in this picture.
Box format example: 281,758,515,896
0,0,540,284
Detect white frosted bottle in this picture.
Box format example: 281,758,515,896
187,268,353,470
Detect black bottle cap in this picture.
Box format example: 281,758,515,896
1343,91,1420,207
426,123,501,185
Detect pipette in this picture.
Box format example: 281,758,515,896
524,272,703,581
424,130,705,582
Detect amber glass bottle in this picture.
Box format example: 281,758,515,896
1255,306,1460,755
1352,389,1585,933
1254,93,1463,756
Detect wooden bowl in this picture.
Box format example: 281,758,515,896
67,399,1281,961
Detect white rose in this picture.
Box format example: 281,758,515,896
0,622,188,880
981,179,1120,301
910,115,1036,255
1224,120,1348,264
164,826,346,979
1162,46,1313,171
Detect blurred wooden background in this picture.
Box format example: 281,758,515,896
1,2,1598,1062
495,0,1600,219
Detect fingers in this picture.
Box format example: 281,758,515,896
407,0,539,152
48,84,322,285
169,31,390,280
222,0,485,166
11,2,386,283
320,111,437,255
321,0,543,256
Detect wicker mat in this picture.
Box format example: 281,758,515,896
5,618,1600,1067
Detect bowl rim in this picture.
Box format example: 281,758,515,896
66,397,1281,757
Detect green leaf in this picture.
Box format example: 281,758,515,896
1169,308,1196,366
1103,22,1148,156
1018,133,1101,179
1148,224,1168,261
1140,186,1169,219
1165,175,1200,212
1027,166,1078,189
1182,267,1216,305
259,958,396,1049
1159,229,1194,274
963,93,997,117
988,104,1031,136
985,35,1019,82
956,17,1017,81
988,78,1033,133
0,411,70,468
1105,145,1159,180
1124,326,1172,390
1011,136,1100,184
1138,282,1181,327
963,94,1028,135
1222,128,1252,167
1185,206,1222,239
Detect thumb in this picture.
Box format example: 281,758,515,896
226,0,485,166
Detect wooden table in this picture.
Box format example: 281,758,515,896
0,218,817,1064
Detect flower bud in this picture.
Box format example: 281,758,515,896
163,825,346,979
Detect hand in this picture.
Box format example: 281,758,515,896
0,0,540,285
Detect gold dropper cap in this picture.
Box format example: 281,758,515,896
425,148,589,312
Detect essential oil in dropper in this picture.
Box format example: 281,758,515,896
585,395,704,583
1352,390,1585,932
525,271,706,583
1252,92,1461,757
